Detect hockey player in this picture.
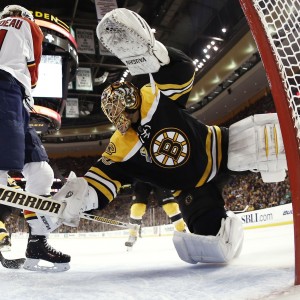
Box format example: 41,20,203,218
0,5,70,271
125,181,186,248
53,8,287,264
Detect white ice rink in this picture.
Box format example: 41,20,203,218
1,224,300,300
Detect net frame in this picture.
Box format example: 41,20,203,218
239,0,300,285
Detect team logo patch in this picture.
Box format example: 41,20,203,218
105,142,116,155
150,128,190,168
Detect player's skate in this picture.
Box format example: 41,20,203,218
0,221,11,252
125,223,140,249
23,235,70,272
125,235,137,248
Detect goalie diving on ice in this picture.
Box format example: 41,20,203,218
48,8,287,265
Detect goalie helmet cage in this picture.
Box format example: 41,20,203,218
239,0,300,285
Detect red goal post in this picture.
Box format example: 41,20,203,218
239,0,300,284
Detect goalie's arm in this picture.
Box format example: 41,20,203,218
52,160,133,227
83,157,133,210
152,47,195,108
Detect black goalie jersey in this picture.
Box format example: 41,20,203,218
84,48,227,208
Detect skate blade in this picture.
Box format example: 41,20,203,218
23,258,70,272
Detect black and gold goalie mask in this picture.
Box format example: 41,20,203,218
101,81,141,134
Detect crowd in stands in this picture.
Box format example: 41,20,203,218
223,172,291,212
4,91,293,233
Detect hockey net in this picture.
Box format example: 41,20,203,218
239,0,300,284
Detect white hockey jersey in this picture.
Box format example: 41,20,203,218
0,16,43,96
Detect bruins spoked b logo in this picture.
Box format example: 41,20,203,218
150,128,190,168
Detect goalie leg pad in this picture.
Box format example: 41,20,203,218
173,211,244,263
227,113,287,182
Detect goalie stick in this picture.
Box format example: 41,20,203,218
0,183,130,228
0,183,65,217
81,213,129,228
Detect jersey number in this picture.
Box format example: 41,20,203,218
0,29,8,50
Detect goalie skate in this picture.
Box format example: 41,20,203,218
23,235,70,272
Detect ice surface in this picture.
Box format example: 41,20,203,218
1,224,300,300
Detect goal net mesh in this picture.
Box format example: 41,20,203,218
252,0,300,143
240,0,300,284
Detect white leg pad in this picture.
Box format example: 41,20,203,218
228,113,287,182
173,211,244,264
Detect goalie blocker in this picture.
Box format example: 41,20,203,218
227,113,287,183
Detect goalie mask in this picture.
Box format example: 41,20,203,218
0,5,34,21
101,81,141,134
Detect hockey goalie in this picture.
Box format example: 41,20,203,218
50,8,288,266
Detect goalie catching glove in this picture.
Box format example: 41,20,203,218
53,172,98,227
96,8,170,75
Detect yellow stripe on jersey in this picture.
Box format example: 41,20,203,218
196,127,213,187
156,75,194,92
168,85,193,101
173,190,182,197
103,128,141,162
213,126,222,168
88,166,121,190
156,75,195,100
85,177,114,203
140,85,159,120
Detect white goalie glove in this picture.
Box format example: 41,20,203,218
96,8,170,75
227,113,287,182
53,172,98,227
